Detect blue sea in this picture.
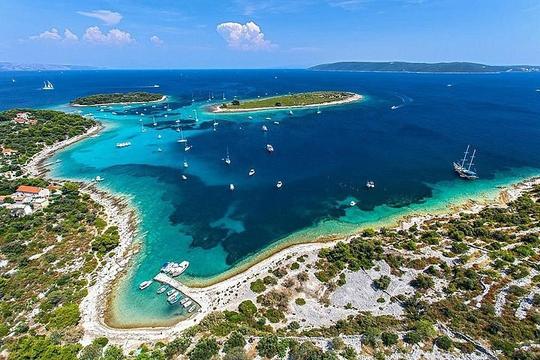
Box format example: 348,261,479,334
1,69,540,326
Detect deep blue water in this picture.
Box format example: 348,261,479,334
1,69,540,325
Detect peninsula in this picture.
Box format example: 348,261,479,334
213,91,361,113
310,61,540,73
71,92,165,106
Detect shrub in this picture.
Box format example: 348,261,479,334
257,335,288,358
165,336,191,358
224,331,246,352
341,346,357,360
250,279,266,293
373,275,391,291
189,338,219,360
238,300,257,317
264,308,285,323
410,274,434,289
381,332,398,346
435,335,452,350
47,303,80,329
295,298,306,306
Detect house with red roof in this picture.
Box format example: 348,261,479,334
15,185,50,198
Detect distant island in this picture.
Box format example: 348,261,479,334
0,62,99,72
213,91,361,113
71,92,165,106
310,61,540,73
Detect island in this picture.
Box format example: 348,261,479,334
310,61,540,73
212,91,362,113
71,92,165,106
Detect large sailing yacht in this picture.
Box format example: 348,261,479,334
42,81,54,90
453,145,478,180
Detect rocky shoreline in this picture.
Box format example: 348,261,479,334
21,115,540,352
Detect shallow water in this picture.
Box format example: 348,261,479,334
1,69,539,325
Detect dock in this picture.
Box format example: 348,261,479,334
153,272,201,310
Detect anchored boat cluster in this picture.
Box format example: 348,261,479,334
138,260,198,314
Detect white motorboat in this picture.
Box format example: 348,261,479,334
138,280,152,290
261,125,268,132
248,169,256,176
266,144,274,153
276,181,283,189
229,184,235,191
161,261,190,277
157,285,169,294
116,142,131,148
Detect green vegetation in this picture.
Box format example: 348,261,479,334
71,92,163,106
0,109,96,175
218,91,356,111
372,275,391,290
310,61,540,73
0,108,121,358
250,279,266,293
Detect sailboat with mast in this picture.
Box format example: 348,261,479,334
42,81,54,90
177,127,187,143
453,145,478,180
224,146,231,165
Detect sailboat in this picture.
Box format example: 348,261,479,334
177,127,187,143
453,145,478,180
224,147,231,165
193,110,199,122
183,157,189,168
42,81,54,90
316,106,321,114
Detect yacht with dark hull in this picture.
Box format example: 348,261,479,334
453,145,478,180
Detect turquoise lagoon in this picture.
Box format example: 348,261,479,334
1,69,539,326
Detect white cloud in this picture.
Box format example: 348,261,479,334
83,26,134,45
30,28,78,42
216,21,274,51
30,28,62,41
64,28,79,41
77,10,122,25
150,35,164,46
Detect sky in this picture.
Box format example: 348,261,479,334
0,0,539,69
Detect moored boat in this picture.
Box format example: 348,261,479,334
157,285,169,294
138,280,152,290
453,145,478,180
42,80,54,90
266,144,274,153
116,142,131,148
248,169,256,176
161,261,190,277
276,181,283,189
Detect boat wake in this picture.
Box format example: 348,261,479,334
390,94,413,110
